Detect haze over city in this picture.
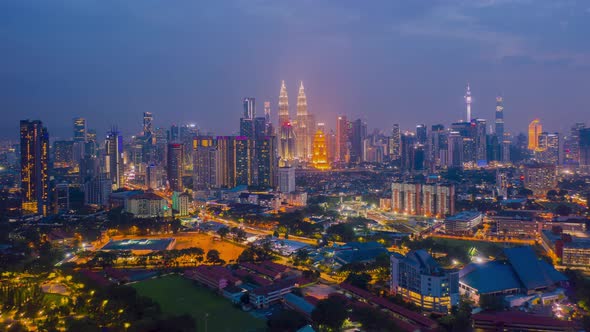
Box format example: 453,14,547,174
2,0,590,138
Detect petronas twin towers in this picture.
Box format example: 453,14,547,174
278,80,316,164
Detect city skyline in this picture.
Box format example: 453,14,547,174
2,1,590,139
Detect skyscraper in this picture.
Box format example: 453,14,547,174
278,81,295,163
143,112,153,142
537,132,560,165
193,136,217,192
389,124,401,161
73,117,86,142
256,136,277,188
312,129,330,170
350,119,367,163
235,137,254,186
167,142,184,192
474,119,487,164
416,124,427,145
336,115,349,162
464,84,472,122
528,119,542,151
243,97,256,119
578,128,590,170
495,96,504,140
294,81,315,161
20,120,50,215
105,129,124,190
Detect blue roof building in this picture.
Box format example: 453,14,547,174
459,246,567,304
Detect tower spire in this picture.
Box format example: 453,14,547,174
464,83,472,122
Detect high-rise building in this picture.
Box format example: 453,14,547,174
193,136,217,191
278,167,295,193
240,118,254,138
20,120,50,215
312,129,330,170
264,101,273,135
243,97,256,119
216,136,236,188
537,132,560,165
254,117,267,140
495,96,504,141
474,119,487,164
143,112,153,142
565,123,586,165
235,137,254,186
464,83,472,122
73,117,86,142
146,164,159,190
105,129,124,190
53,140,75,168
400,132,416,172
523,163,557,197
416,124,427,145
528,119,542,151
350,119,367,163
391,250,459,314
256,136,277,189
429,125,446,170
294,81,315,160
167,142,184,192
389,124,401,161
336,115,349,162
579,128,590,171
278,81,296,164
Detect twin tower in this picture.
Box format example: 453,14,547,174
278,80,316,164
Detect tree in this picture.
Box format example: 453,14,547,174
311,295,348,331
206,249,222,264
345,273,372,290
326,223,355,242
353,304,398,332
267,309,307,332
217,227,230,239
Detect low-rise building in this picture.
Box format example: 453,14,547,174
184,265,242,291
459,246,568,305
390,249,459,314
444,211,483,235
249,279,298,309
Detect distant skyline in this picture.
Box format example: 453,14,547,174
1,0,590,139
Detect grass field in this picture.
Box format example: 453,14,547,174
132,275,265,332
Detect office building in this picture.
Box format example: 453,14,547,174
580,128,590,171
20,120,50,215
278,81,295,163
278,167,295,193
73,117,86,142
105,129,124,190
193,136,217,191
167,143,184,192
295,82,314,160
235,137,254,186
528,119,542,151
336,115,349,162
256,136,277,189
53,140,75,168
146,164,158,190
537,132,560,165
83,174,111,208
350,119,367,163
389,124,401,162
312,129,330,170
391,250,459,314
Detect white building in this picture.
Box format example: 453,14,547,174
278,167,296,193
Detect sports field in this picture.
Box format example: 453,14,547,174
132,275,265,332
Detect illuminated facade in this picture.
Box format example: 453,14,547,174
311,129,330,170
243,97,256,119
278,81,296,164
193,136,217,191
294,82,315,161
528,119,542,151
391,250,459,314
391,182,455,217
20,120,50,215
537,132,560,165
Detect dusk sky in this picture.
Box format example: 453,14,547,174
1,0,590,140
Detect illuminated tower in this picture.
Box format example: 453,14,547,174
464,83,472,122
278,81,295,164
264,101,273,135
295,81,309,160
528,119,542,151
278,81,289,127
336,115,349,162
312,129,330,170
20,120,49,215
